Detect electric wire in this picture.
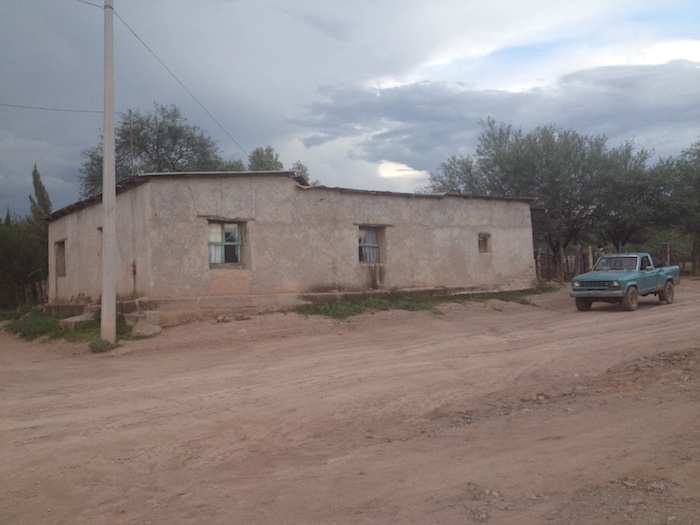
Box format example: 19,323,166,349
111,10,249,159
56,0,364,282
0,102,102,114
106,6,363,281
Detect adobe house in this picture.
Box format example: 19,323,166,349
46,171,536,325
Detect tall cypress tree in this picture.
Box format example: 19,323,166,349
27,164,52,284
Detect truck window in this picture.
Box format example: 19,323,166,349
640,255,651,270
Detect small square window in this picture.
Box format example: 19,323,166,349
208,222,241,264
478,233,491,253
359,227,381,263
55,240,66,277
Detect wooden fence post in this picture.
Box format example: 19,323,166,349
662,242,671,267
558,247,565,284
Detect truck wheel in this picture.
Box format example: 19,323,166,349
659,281,674,304
575,298,592,311
621,286,638,311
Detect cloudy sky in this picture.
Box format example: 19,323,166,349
2,0,699,216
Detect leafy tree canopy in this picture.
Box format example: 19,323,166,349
0,165,53,307
79,103,245,198
248,145,284,171
674,138,700,240
428,118,667,254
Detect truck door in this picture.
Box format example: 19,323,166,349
637,254,658,292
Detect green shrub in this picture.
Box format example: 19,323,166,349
89,338,118,353
6,310,64,340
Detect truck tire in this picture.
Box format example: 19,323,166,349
575,297,592,311
659,281,674,304
621,286,638,311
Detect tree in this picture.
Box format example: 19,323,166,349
0,166,54,307
0,215,37,308
593,145,668,251
673,138,700,274
29,164,53,221
222,158,247,172
27,165,52,279
248,145,284,171
427,154,485,194
79,103,243,197
430,118,613,254
290,160,320,186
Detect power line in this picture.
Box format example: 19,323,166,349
69,0,248,158
0,102,102,114
67,1,364,284
111,10,249,159
73,0,102,8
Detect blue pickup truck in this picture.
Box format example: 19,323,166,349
570,252,680,311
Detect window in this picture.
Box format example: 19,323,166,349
55,240,66,277
478,233,491,253
359,227,380,263
208,222,241,264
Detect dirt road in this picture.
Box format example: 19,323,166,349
2,282,699,524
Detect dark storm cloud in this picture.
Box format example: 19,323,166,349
295,60,700,174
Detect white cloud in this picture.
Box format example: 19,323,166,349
378,161,428,180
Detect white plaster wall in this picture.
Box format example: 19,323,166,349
143,175,535,297
48,187,151,303
48,173,535,306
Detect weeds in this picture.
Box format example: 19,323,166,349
0,302,36,322
295,282,558,319
89,338,118,353
295,294,436,320
4,309,134,346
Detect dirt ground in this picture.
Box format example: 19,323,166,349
2,281,699,525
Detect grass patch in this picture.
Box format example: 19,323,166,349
295,294,437,320
295,282,558,319
0,303,37,322
5,309,134,344
451,282,557,306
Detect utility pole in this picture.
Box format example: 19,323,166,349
101,0,117,343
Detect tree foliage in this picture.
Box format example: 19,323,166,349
0,166,52,308
0,215,35,308
674,139,700,239
673,139,700,274
79,103,318,197
79,103,245,198
429,118,674,254
28,164,52,279
248,145,284,171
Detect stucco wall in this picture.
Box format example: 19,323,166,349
48,173,535,309
48,187,151,303
143,175,535,296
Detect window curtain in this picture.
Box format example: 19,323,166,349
359,228,379,263
208,223,223,263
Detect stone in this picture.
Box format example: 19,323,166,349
132,319,162,337
58,313,94,330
